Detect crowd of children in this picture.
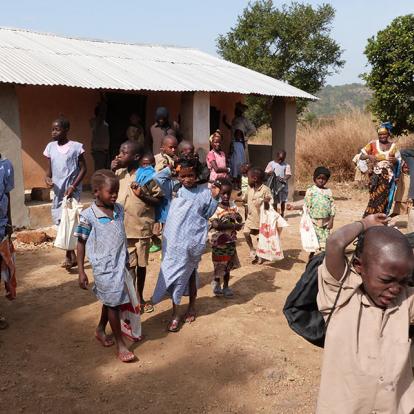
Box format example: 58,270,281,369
1,115,414,413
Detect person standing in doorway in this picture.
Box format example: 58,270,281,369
90,100,110,171
126,113,145,149
149,107,180,154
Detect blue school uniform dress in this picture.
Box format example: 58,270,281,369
0,158,14,239
74,203,129,307
43,140,84,225
153,167,178,224
152,171,219,305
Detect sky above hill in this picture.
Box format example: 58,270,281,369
1,0,412,86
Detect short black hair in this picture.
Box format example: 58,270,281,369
161,135,178,147
141,152,155,163
313,166,331,179
216,177,233,189
121,140,144,157
248,167,265,180
91,169,119,192
54,116,70,131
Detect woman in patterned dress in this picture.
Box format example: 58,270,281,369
360,126,400,217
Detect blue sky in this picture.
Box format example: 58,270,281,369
1,0,412,86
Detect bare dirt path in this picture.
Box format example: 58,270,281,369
0,188,374,413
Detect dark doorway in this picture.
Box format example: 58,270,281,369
106,93,147,160
210,106,221,134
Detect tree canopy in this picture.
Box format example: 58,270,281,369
362,15,414,135
217,1,344,126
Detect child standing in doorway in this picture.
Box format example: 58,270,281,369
206,133,228,183
76,170,136,363
209,179,243,298
229,129,247,190
111,142,163,314
44,117,87,270
265,150,291,217
152,157,220,332
243,167,272,263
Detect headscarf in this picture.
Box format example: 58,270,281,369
155,107,169,122
135,166,156,187
313,166,331,179
379,121,393,134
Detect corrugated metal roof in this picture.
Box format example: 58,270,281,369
0,27,317,99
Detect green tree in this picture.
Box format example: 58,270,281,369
217,1,344,126
362,15,414,135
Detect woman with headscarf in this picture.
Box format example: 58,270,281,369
149,107,180,154
360,124,400,217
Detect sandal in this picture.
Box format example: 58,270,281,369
61,259,77,271
118,350,136,363
223,287,234,298
184,312,196,324
95,332,114,347
167,318,181,332
141,302,155,313
0,316,9,330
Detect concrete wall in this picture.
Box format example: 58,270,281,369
16,85,100,189
0,84,29,227
271,97,297,198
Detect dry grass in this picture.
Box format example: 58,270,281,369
251,110,414,182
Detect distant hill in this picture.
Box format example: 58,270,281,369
307,83,372,117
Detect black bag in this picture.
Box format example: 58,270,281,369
266,174,286,200
283,252,347,348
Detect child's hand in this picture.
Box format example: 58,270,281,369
130,183,142,197
64,185,75,198
111,158,121,171
79,272,89,290
45,177,53,188
235,223,244,231
362,213,389,230
286,203,293,211
326,217,334,230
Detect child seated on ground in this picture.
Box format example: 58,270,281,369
288,166,335,259
265,150,291,217
243,167,272,264
209,179,243,298
316,213,414,413
76,170,137,363
152,157,220,332
111,142,163,314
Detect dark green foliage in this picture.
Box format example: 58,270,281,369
217,1,344,126
362,15,414,135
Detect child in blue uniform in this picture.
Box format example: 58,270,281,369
75,170,135,363
44,117,87,270
152,158,220,332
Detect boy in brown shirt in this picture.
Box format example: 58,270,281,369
111,140,163,313
317,213,414,413
243,167,272,263
155,135,178,172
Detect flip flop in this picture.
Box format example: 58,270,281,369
141,302,155,313
0,316,9,330
184,313,196,324
95,332,114,347
167,318,181,332
118,350,136,363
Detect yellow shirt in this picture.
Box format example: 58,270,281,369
115,168,162,239
244,184,272,230
317,261,414,414
154,153,174,172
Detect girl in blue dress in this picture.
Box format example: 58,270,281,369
44,117,87,270
75,170,135,363
152,158,220,332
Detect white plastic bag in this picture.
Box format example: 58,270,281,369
257,205,288,262
300,206,319,252
54,197,82,251
120,268,142,342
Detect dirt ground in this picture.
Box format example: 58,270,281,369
0,185,397,413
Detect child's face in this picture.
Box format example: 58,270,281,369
276,152,286,163
51,122,67,141
247,171,262,187
140,156,154,168
234,130,244,140
314,174,329,188
95,181,119,207
240,164,250,175
357,254,413,308
180,145,194,157
116,144,139,168
178,167,197,188
402,163,410,174
157,117,167,127
162,139,178,157
220,185,232,205
212,137,222,151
